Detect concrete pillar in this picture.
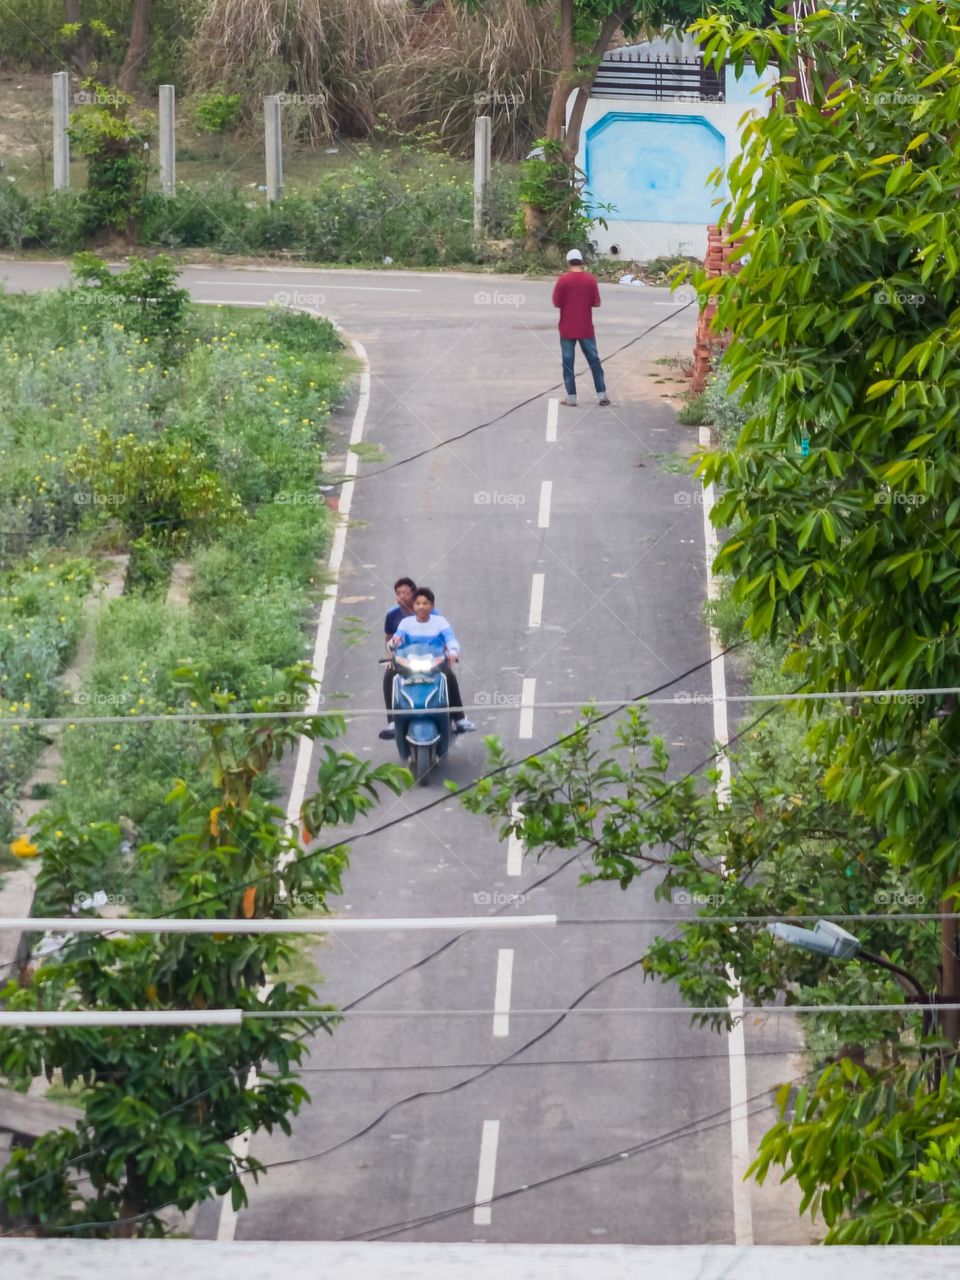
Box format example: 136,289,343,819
473,115,492,236
159,84,176,196
52,71,70,191
264,95,283,203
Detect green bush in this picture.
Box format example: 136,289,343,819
15,192,97,253
192,88,242,135
676,392,710,426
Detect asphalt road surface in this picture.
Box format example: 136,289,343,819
1,259,806,1246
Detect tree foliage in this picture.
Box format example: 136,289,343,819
463,0,960,1240
0,663,407,1236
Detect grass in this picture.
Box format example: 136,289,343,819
676,392,711,426
0,283,350,904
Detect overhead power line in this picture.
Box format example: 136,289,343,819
2,685,957,728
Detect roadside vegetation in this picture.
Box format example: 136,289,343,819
0,257,412,1235
0,254,344,869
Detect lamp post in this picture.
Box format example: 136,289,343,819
768,919,940,1081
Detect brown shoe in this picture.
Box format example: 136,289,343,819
598,396,611,406
560,397,578,407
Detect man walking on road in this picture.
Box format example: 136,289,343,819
552,248,611,408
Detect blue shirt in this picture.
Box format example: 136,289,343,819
392,612,460,657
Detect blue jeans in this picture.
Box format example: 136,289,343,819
560,337,606,398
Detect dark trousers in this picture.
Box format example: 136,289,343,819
384,662,464,722
560,336,606,397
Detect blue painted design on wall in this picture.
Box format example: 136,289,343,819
584,112,726,225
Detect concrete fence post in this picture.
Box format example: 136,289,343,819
52,71,70,191
265,95,283,203
473,115,492,236
159,85,176,196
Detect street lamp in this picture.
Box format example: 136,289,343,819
768,918,939,1077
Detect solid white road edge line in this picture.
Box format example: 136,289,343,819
473,1120,501,1226
700,424,754,1247
215,323,369,1245
537,480,553,529
519,678,536,740
493,949,515,1039
528,573,545,628
546,398,558,442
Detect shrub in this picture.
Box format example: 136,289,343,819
68,79,153,234
192,88,242,135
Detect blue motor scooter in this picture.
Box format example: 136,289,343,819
387,644,452,785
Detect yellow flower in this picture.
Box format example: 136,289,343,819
10,836,38,858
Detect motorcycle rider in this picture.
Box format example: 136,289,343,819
389,587,475,733
380,576,420,739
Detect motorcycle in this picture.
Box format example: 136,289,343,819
383,645,452,785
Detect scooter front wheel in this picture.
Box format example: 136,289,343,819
412,743,432,786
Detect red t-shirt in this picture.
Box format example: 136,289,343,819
552,270,601,339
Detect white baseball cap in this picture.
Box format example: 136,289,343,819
566,248,584,263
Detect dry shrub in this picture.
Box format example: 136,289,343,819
187,0,557,159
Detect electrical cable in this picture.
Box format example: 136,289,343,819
331,300,696,486
3,685,957,729
0,296,696,548
148,641,747,921
0,660,768,988
338,1081,806,1243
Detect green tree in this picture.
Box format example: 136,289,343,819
0,664,407,1237
458,0,767,248
462,0,960,1240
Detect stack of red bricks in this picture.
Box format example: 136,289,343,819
690,224,741,394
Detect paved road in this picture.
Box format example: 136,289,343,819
1,260,803,1246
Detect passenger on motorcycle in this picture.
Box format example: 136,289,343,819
388,587,475,733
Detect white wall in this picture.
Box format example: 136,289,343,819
571,67,776,261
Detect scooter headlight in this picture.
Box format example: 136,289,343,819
404,655,435,674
